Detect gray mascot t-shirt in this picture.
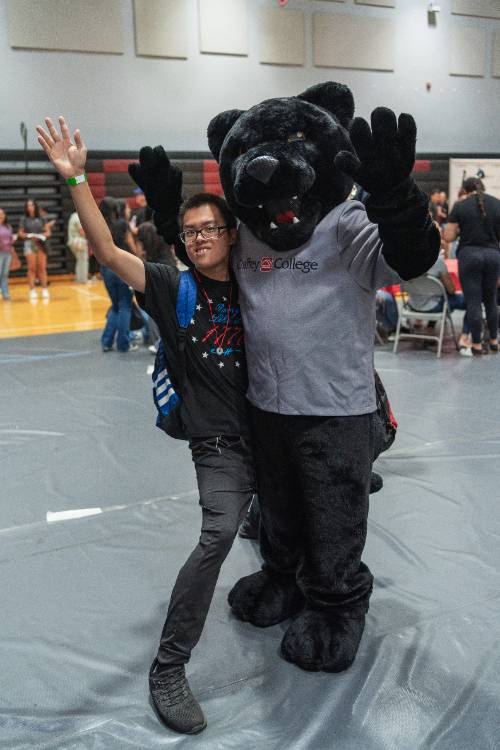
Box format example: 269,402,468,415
233,200,399,416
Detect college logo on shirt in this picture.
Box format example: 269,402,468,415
237,257,319,274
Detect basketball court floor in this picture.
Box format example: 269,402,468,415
1,282,499,749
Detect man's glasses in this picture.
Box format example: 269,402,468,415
179,225,228,244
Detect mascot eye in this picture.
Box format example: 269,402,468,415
287,131,306,143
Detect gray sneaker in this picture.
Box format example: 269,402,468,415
149,660,207,735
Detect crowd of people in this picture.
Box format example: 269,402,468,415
2,178,500,361
0,190,178,354
375,179,500,357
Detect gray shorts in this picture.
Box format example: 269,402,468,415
23,240,45,256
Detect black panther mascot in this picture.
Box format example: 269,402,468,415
130,82,439,673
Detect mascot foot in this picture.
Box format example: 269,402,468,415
280,608,366,672
228,571,304,627
370,472,383,494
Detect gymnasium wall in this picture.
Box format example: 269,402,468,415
1,0,500,154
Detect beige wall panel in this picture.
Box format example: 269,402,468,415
355,0,396,7
452,0,500,20
7,0,123,54
199,0,248,56
313,13,394,71
134,0,187,59
493,30,500,77
449,26,485,77
259,9,304,66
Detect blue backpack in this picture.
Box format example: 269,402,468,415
152,270,197,440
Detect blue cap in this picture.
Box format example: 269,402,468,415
133,187,144,195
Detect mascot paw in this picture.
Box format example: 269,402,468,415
334,107,416,197
280,608,366,672
128,145,183,215
228,571,304,628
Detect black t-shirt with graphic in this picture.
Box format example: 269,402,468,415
448,194,500,252
137,262,249,439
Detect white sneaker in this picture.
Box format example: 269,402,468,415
459,346,472,358
41,288,50,299
29,289,38,300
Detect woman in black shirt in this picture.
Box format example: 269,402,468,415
445,178,500,354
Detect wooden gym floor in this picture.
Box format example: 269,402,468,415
0,279,109,339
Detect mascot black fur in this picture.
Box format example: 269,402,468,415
130,82,439,673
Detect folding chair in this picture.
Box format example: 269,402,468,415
392,275,459,358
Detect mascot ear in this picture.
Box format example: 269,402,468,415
207,109,244,161
297,82,354,129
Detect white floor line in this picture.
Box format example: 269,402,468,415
0,488,199,536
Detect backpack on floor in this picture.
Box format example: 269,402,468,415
152,270,197,440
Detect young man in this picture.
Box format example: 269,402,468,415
37,117,254,735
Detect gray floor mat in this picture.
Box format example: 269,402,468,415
1,331,499,749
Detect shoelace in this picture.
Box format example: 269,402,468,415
153,667,190,705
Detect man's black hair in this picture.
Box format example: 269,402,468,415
180,193,237,229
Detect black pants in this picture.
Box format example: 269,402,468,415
458,246,500,344
156,436,255,669
251,406,374,614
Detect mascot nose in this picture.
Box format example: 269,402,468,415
246,155,279,184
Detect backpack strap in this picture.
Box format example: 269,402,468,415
174,270,198,392
176,270,198,332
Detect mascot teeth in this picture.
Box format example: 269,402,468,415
292,217,300,224
270,221,278,229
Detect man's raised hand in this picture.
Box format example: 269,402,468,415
36,117,87,179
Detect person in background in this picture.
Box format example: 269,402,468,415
0,208,16,301
439,190,449,215
406,254,471,353
134,221,178,350
99,197,137,353
136,221,177,267
17,199,52,300
39,205,57,232
130,187,152,234
376,287,400,338
67,211,89,283
444,177,500,355
429,189,448,226
116,197,132,222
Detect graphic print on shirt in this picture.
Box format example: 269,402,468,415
190,276,244,371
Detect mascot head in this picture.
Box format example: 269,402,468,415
207,82,355,252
